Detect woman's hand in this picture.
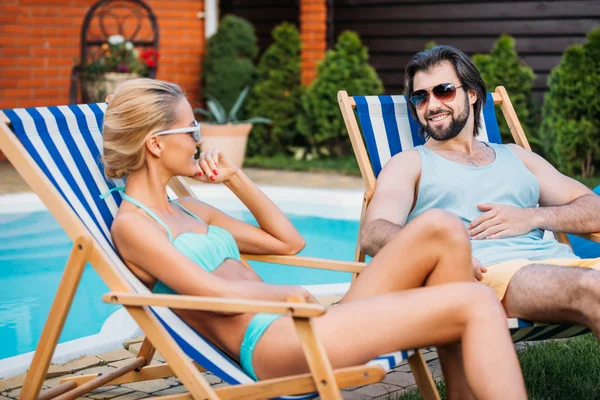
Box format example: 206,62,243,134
192,148,239,184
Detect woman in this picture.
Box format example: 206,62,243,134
102,78,526,399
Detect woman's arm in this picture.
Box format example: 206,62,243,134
189,149,306,255
112,211,313,302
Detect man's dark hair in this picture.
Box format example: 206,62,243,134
404,45,487,137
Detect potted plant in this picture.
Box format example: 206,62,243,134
82,34,159,102
194,86,270,167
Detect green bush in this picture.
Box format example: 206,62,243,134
202,15,259,113
297,31,384,157
245,22,304,157
540,26,600,177
472,35,538,146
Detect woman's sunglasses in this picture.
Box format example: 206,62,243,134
153,120,201,142
409,83,463,110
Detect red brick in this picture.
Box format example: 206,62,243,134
1,47,31,57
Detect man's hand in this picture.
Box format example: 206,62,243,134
472,256,487,281
469,203,537,240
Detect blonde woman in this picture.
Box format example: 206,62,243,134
102,78,526,399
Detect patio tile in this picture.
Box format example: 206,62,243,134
110,391,149,400
97,349,136,363
423,351,439,362
47,364,74,378
88,387,134,399
0,373,26,392
60,355,105,373
150,384,188,396
122,378,172,393
127,343,142,355
381,371,416,388
123,337,145,350
352,383,402,398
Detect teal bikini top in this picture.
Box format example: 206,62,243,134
101,187,241,294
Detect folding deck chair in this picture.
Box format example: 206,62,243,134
338,86,600,398
0,103,431,400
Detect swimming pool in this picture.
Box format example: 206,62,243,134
0,186,363,362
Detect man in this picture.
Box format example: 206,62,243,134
361,45,600,398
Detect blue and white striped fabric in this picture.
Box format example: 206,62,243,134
351,93,590,342
3,104,413,398
354,93,502,177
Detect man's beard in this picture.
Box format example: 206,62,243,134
423,96,470,141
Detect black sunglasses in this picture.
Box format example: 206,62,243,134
409,83,463,109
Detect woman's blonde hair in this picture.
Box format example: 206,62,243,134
102,78,184,179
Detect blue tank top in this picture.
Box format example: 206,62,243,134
101,188,241,294
406,143,577,266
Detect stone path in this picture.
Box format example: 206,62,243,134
0,161,438,399
0,336,442,399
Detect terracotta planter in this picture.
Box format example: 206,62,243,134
82,72,140,103
199,123,252,168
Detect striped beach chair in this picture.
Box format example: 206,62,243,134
338,86,596,397
0,103,425,400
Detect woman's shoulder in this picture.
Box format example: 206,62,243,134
175,196,216,222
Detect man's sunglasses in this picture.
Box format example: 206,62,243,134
153,120,201,142
409,83,463,110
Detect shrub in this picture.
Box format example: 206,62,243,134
297,31,384,157
472,35,538,146
245,22,304,157
540,26,600,177
202,15,259,113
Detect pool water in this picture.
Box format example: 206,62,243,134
0,210,358,359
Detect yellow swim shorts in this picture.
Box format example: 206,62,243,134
482,257,600,300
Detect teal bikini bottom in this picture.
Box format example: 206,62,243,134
240,313,282,380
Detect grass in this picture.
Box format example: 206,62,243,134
243,154,361,176
244,155,600,190
390,334,600,400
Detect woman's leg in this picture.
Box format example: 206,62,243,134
253,283,526,400
342,209,474,303
343,209,477,398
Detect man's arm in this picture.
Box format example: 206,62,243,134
360,150,421,256
514,144,600,233
469,144,600,240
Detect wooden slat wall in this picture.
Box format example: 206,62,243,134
333,0,600,97
220,0,299,53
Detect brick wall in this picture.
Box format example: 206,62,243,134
0,0,205,110
300,0,327,86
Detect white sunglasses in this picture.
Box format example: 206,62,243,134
153,120,201,142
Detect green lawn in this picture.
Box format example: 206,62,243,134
244,155,600,190
244,154,361,176
390,334,600,400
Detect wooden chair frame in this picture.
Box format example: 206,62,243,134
337,85,600,400
0,113,386,400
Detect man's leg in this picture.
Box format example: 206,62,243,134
503,264,600,337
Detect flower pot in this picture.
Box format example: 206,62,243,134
82,72,140,103
199,123,252,168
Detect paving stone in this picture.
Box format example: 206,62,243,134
151,384,188,396
47,364,74,378
61,355,105,373
0,396,13,400
4,388,19,399
88,387,134,399
339,390,368,399
423,351,439,362
97,349,136,363
0,374,26,392
353,383,402,398
110,391,149,400
122,379,172,393
123,337,145,350
381,371,416,388
127,343,142,355
390,362,411,373
201,373,223,386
